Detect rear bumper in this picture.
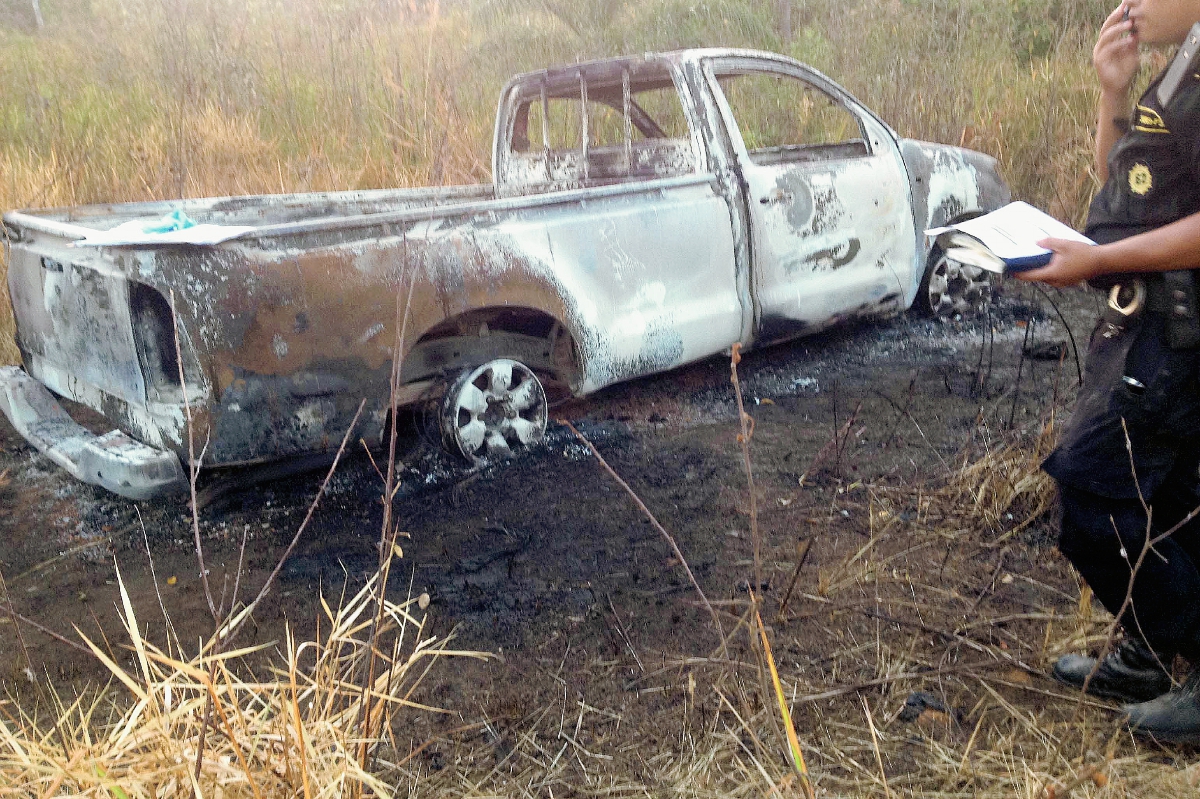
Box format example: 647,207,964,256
0,366,186,500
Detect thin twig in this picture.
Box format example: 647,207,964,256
138,507,182,657
729,344,763,604
607,594,644,674
561,420,724,644
881,372,919,449
974,303,991,396
4,607,93,657
867,390,946,471
359,267,416,778
0,566,33,672
222,399,367,649
1008,314,1034,429
1031,283,1083,386
169,289,217,623
776,539,814,623
861,696,894,799
792,660,991,705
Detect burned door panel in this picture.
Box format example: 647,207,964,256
707,59,916,342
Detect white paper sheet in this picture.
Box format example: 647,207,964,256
72,219,256,247
925,201,1093,266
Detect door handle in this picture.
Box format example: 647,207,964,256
759,188,790,205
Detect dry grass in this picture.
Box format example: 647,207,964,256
2,409,1193,797
357,430,1196,798
0,557,489,797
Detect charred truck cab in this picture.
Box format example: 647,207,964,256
1,49,1008,499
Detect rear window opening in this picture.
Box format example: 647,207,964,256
504,65,699,184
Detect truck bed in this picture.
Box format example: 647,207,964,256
4,184,498,240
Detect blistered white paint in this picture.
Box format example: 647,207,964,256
358,323,386,344
636,281,667,307
609,282,668,341
923,147,981,222
136,252,156,279
145,398,191,448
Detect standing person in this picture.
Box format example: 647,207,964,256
1015,0,1200,742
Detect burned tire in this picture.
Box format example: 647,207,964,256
442,359,548,464
916,247,992,318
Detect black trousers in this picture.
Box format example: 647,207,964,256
1044,308,1200,661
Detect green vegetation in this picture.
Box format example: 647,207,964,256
0,0,1151,362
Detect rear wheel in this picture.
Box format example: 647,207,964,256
441,359,548,464
916,247,992,318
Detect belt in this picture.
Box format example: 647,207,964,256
1142,271,1200,348
1146,272,1196,314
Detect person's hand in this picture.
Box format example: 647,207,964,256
1014,239,1106,288
1094,3,1140,97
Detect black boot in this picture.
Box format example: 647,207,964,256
1122,669,1200,744
1052,637,1172,703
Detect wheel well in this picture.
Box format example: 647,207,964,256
917,213,995,318
926,210,987,256
399,307,579,400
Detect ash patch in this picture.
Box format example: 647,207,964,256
398,432,731,647
0,442,128,575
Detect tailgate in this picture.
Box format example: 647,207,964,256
7,240,148,407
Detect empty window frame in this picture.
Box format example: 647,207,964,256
714,69,868,166
508,66,697,181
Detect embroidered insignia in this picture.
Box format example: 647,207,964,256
1129,163,1153,195
1133,105,1170,133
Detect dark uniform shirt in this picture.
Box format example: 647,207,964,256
1043,61,1200,499
1086,69,1200,246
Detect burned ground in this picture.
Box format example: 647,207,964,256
6,283,1185,796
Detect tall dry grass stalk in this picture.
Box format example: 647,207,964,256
0,556,489,797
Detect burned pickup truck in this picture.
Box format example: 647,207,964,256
1,48,1008,499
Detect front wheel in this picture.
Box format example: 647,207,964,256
441,359,549,464
916,247,992,318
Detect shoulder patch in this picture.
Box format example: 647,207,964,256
1129,163,1153,195
1134,105,1171,133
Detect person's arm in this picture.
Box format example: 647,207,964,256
1095,91,1130,183
1093,4,1140,180
1016,211,1200,287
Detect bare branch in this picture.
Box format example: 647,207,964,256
562,420,724,644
